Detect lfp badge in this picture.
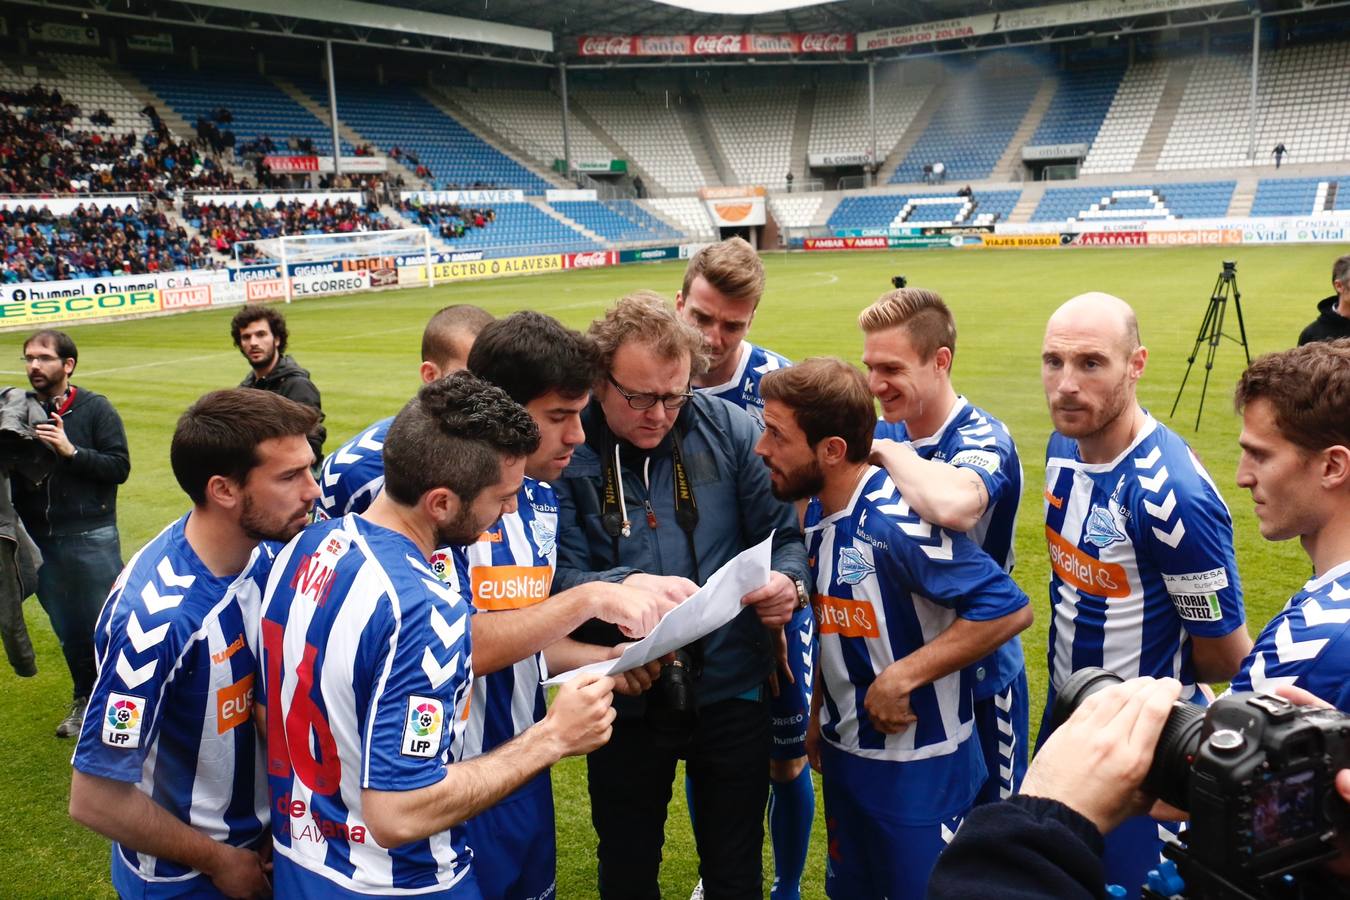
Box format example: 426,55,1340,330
401,696,444,758
102,693,145,748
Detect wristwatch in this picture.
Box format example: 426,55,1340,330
793,577,811,610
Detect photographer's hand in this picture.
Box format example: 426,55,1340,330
1021,676,1182,834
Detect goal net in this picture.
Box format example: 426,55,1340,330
242,227,435,300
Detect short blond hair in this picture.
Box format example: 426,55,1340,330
589,290,710,376
857,287,956,362
681,236,765,307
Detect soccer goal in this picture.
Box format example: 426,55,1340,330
243,226,435,301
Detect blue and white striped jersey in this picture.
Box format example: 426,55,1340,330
804,467,1029,816
314,417,391,519
261,515,474,896
1044,415,1245,706
72,516,271,886
434,477,559,759
1230,560,1350,713
875,397,1025,700
694,340,791,426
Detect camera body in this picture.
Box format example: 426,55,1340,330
891,275,907,290
1054,668,1350,895
1184,692,1350,883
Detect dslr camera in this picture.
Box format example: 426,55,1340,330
644,645,699,747
1054,668,1350,899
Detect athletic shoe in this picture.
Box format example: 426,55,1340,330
689,880,704,900
56,696,88,738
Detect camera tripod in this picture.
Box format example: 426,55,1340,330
1170,262,1250,431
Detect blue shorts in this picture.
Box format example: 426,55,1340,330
463,772,556,900
1103,814,1181,894
112,852,228,900
770,606,816,762
971,672,1029,804
272,855,483,899
820,742,971,900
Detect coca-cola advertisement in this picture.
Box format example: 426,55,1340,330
562,250,619,269
576,32,854,57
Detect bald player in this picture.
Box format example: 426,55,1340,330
1039,292,1251,890
316,304,493,519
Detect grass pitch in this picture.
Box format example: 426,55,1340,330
0,243,1340,898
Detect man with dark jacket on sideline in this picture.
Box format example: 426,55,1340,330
14,330,130,737
230,305,326,461
1298,253,1350,346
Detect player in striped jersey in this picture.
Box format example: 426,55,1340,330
756,359,1031,899
261,374,621,898
859,287,1030,806
676,236,813,900
315,304,493,520
1040,293,1252,891
70,389,321,898
454,311,671,900
1230,341,1350,711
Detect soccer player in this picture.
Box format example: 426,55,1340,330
69,389,320,898
755,358,1031,899
1229,339,1350,710
316,303,493,519
261,373,620,897
1039,292,1252,890
455,311,668,900
675,238,812,900
860,287,1030,804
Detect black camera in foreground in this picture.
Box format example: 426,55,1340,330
1053,668,1350,899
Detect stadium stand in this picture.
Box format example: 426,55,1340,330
128,66,352,157
1079,62,1167,175
183,197,393,258
828,190,1021,230
440,86,612,171
700,86,800,186
646,196,717,240
1249,176,1333,216
292,80,553,193
1031,181,1236,222
1158,42,1350,170
574,91,707,194
768,194,822,230
400,199,494,241
1,53,151,138
891,72,1041,184
551,200,682,243
1030,66,1126,148
415,202,594,255
808,79,934,166
1,200,213,281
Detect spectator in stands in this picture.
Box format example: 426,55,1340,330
959,184,974,199
231,306,326,464
1298,253,1350,346
633,174,646,199
785,171,794,193
1272,142,1288,168
89,109,113,128
923,164,934,184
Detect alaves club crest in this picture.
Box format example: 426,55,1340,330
837,547,875,585
1085,505,1126,548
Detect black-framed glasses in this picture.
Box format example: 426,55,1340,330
607,374,693,410
20,354,61,365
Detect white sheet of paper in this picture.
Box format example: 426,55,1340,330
543,531,775,685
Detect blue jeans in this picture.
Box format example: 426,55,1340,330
34,524,122,699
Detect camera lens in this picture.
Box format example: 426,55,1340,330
1049,667,1207,809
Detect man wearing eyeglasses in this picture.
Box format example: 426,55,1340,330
554,291,811,900
13,329,129,739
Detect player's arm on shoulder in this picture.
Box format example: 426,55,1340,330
870,438,989,533
363,673,616,847
70,771,269,898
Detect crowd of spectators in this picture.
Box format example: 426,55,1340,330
399,198,494,240
1,200,217,283
0,86,247,195
183,196,394,259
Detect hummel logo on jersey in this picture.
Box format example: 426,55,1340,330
530,518,557,558
1085,505,1126,548
837,547,875,585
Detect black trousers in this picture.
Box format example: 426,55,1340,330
588,696,771,900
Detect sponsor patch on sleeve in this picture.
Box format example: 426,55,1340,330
950,449,1000,477
1172,593,1223,622
401,695,444,758
1162,567,1230,595
101,692,146,748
